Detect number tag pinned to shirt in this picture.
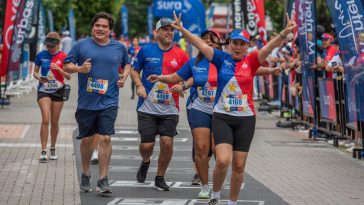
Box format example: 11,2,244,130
197,86,216,103
87,77,108,95
223,94,248,112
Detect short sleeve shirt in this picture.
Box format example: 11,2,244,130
325,45,338,78
132,43,189,115
35,50,67,93
64,38,130,110
211,49,261,116
177,57,217,115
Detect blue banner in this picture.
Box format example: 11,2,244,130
120,5,128,37
47,9,54,32
326,0,364,122
68,9,76,44
152,0,206,36
147,6,154,40
38,1,46,47
296,0,316,117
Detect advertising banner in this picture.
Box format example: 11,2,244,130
152,0,206,36
121,5,128,37
0,0,19,77
296,0,316,117
232,0,244,29
7,0,37,82
318,79,337,122
326,0,364,122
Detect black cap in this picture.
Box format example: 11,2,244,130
44,37,60,46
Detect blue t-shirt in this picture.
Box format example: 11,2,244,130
64,38,129,110
211,49,260,116
132,43,189,115
177,57,217,115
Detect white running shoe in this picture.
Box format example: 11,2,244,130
50,148,57,160
91,150,98,164
197,185,210,199
39,151,47,162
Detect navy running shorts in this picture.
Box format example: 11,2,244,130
212,112,256,152
137,111,179,143
187,108,212,129
75,107,118,139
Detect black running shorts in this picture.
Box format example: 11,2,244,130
137,111,179,143
212,112,256,152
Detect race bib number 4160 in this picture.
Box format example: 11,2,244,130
223,94,248,112
87,77,108,95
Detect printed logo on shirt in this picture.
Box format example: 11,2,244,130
171,58,178,67
55,60,62,65
241,62,248,69
146,57,160,64
224,60,233,68
193,66,207,72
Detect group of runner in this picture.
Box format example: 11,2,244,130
33,11,296,205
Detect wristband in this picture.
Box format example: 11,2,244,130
182,82,188,90
269,67,273,74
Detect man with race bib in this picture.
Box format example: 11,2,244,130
130,17,189,191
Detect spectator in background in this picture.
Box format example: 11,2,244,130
128,38,141,99
61,30,73,54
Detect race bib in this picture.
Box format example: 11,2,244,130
87,77,108,95
43,80,61,92
223,94,248,112
152,89,172,105
197,86,216,103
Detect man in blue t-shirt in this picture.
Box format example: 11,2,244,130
64,12,130,194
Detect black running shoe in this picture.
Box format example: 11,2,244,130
207,198,220,205
191,173,201,185
136,161,150,183
80,173,92,192
96,176,112,194
154,176,170,191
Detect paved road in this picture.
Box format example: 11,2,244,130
74,129,288,205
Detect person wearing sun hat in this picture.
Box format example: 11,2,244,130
171,11,295,204
33,32,71,163
147,28,222,198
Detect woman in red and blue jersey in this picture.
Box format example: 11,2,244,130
171,13,295,204
148,29,221,199
33,32,71,162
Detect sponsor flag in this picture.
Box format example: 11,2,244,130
47,9,54,32
296,0,316,117
120,5,128,37
253,0,266,44
318,79,337,121
232,0,244,29
326,0,364,122
0,0,19,77
7,0,38,82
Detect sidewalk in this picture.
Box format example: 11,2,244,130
1,77,364,205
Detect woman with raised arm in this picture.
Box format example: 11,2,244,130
170,12,296,205
148,29,221,199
